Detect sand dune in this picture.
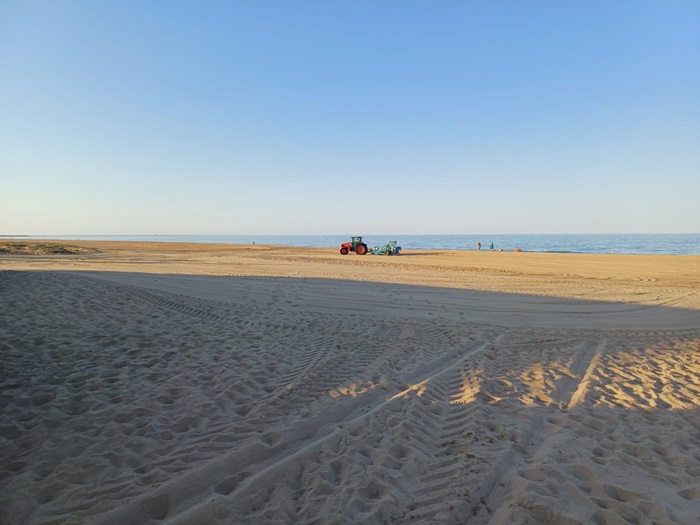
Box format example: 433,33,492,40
1,242,699,524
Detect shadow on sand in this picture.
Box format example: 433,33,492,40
1,270,699,525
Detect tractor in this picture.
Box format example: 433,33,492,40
339,236,368,255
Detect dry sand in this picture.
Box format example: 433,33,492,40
1,241,699,524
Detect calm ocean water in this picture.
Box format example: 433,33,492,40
5,234,699,255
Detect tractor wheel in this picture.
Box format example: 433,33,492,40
340,247,349,255
355,243,367,255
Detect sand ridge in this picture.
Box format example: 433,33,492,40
1,241,699,524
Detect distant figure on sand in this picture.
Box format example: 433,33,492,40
515,246,521,252
490,242,494,251
477,242,481,250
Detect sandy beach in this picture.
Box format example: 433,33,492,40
1,241,699,524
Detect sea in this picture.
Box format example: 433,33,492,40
3,234,699,256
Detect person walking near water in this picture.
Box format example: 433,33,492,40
477,242,481,250
490,242,494,251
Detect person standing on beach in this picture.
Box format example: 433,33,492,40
477,242,481,250
490,242,494,251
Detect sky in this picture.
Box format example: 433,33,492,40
1,1,699,235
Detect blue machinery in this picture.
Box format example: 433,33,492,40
370,240,402,255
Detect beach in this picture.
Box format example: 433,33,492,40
1,241,699,524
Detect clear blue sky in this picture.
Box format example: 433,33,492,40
1,1,698,235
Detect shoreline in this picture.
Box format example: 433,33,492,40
2,233,698,255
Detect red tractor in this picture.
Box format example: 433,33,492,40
340,236,368,255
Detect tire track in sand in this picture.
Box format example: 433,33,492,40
92,333,493,524
476,339,604,523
